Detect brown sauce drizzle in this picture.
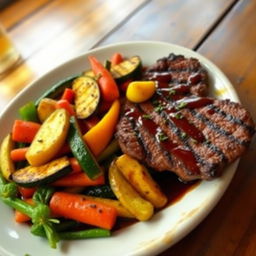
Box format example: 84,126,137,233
127,68,215,175
146,72,172,82
175,97,214,109
113,172,199,231
125,107,200,175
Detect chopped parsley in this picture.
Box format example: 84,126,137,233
168,89,176,95
191,138,198,144
176,101,187,110
180,132,187,139
173,112,183,119
156,131,168,142
154,105,164,113
142,114,152,119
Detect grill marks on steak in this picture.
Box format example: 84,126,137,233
143,53,208,97
117,97,254,181
116,53,255,181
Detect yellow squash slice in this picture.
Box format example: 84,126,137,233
116,154,167,208
109,160,153,221
0,134,15,180
26,109,70,166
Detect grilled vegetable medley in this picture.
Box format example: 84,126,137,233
0,53,167,249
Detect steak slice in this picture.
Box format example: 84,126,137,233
116,96,255,181
143,53,208,97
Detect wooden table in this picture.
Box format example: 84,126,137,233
0,0,255,255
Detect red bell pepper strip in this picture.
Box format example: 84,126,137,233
55,99,75,116
12,120,41,143
61,88,75,103
111,53,123,65
88,56,119,102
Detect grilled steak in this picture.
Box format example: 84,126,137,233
116,54,255,181
143,53,209,97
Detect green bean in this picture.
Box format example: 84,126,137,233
97,139,120,163
59,228,111,240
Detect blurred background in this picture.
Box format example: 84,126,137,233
0,1,256,255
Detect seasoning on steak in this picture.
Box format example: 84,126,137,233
143,53,209,97
116,54,255,182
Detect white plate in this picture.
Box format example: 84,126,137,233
0,41,239,256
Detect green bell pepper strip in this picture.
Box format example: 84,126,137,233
18,101,39,122
97,139,120,163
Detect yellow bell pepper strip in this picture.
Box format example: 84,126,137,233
126,81,156,103
83,100,120,156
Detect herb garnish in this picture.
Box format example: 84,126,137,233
181,132,187,139
173,112,183,119
168,89,176,96
176,101,187,110
156,131,169,142
154,105,165,113
142,114,152,120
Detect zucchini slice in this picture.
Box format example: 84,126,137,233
72,76,100,119
35,74,81,106
68,116,102,179
12,156,71,187
110,56,142,83
84,185,116,199
83,70,95,79
0,134,15,181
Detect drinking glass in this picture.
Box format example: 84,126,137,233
0,24,20,75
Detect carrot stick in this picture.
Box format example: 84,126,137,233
14,198,34,223
61,88,75,103
51,172,105,187
15,210,31,223
18,186,36,198
55,99,75,116
69,157,82,174
10,147,29,161
56,143,71,157
111,53,123,65
12,120,41,143
88,56,119,102
49,192,117,229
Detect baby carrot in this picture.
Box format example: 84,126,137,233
12,120,41,143
49,192,117,229
69,157,82,174
10,147,29,161
51,172,105,187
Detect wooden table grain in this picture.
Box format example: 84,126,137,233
0,0,255,255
